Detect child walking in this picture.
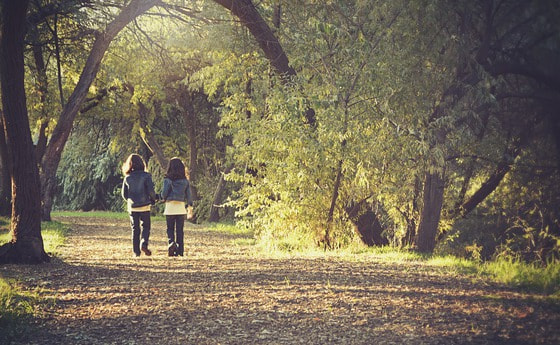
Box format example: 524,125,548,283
121,154,157,257
161,157,193,256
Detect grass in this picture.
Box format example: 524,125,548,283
0,218,68,252
0,216,69,343
0,279,41,344
482,257,560,296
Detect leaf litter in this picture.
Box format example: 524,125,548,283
1,215,559,344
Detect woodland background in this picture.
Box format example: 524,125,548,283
0,0,559,265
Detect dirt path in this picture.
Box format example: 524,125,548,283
2,216,559,344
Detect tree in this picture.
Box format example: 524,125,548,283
0,111,10,216
0,0,49,263
39,0,159,220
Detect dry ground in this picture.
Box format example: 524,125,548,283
2,216,559,344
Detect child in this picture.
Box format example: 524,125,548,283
121,153,157,257
161,157,193,256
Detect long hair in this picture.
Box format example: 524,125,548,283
165,157,187,180
122,154,146,176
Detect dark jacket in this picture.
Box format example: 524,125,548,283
161,177,193,206
122,170,157,208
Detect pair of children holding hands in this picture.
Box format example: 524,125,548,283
121,154,193,257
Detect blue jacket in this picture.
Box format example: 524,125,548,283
121,171,157,208
161,177,193,206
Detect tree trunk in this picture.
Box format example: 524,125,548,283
353,208,388,247
415,171,445,253
0,113,11,216
459,161,512,217
39,0,158,221
138,102,169,169
402,175,421,247
212,0,315,126
30,26,50,162
0,0,49,264
208,170,229,222
455,128,530,218
324,159,343,249
180,91,199,201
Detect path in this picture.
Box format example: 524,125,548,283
2,216,559,344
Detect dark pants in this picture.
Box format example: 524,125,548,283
130,211,151,255
166,215,185,255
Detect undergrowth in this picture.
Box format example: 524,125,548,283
0,216,69,343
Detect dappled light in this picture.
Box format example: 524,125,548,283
1,0,559,343
2,215,558,344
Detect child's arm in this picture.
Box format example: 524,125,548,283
146,175,157,204
121,178,128,200
161,178,171,201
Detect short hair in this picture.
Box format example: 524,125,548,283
165,157,187,180
122,154,145,175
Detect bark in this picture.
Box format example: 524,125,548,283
354,210,388,247
30,27,49,162
415,171,445,253
213,0,294,77
208,168,230,222
0,0,49,263
455,127,530,218
452,112,490,216
40,0,159,221
0,113,10,216
345,200,388,247
138,101,169,169
180,91,199,201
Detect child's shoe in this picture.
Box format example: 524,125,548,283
141,245,152,256
168,242,177,256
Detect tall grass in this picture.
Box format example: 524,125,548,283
250,227,559,296
482,258,560,296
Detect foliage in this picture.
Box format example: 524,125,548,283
0,279,39,344
16,0,560,262
54,115,127,212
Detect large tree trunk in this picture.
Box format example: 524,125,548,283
39,0,158,221
0,113,11,216
415,171,445,253
0,0,49,264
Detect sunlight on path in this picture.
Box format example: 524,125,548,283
2,216,559,345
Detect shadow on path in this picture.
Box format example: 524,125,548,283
1,216,559,345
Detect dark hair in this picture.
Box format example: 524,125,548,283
165,157,187,180
122,154,146,175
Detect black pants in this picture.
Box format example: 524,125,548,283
130,211,151,255
166,215,185,255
